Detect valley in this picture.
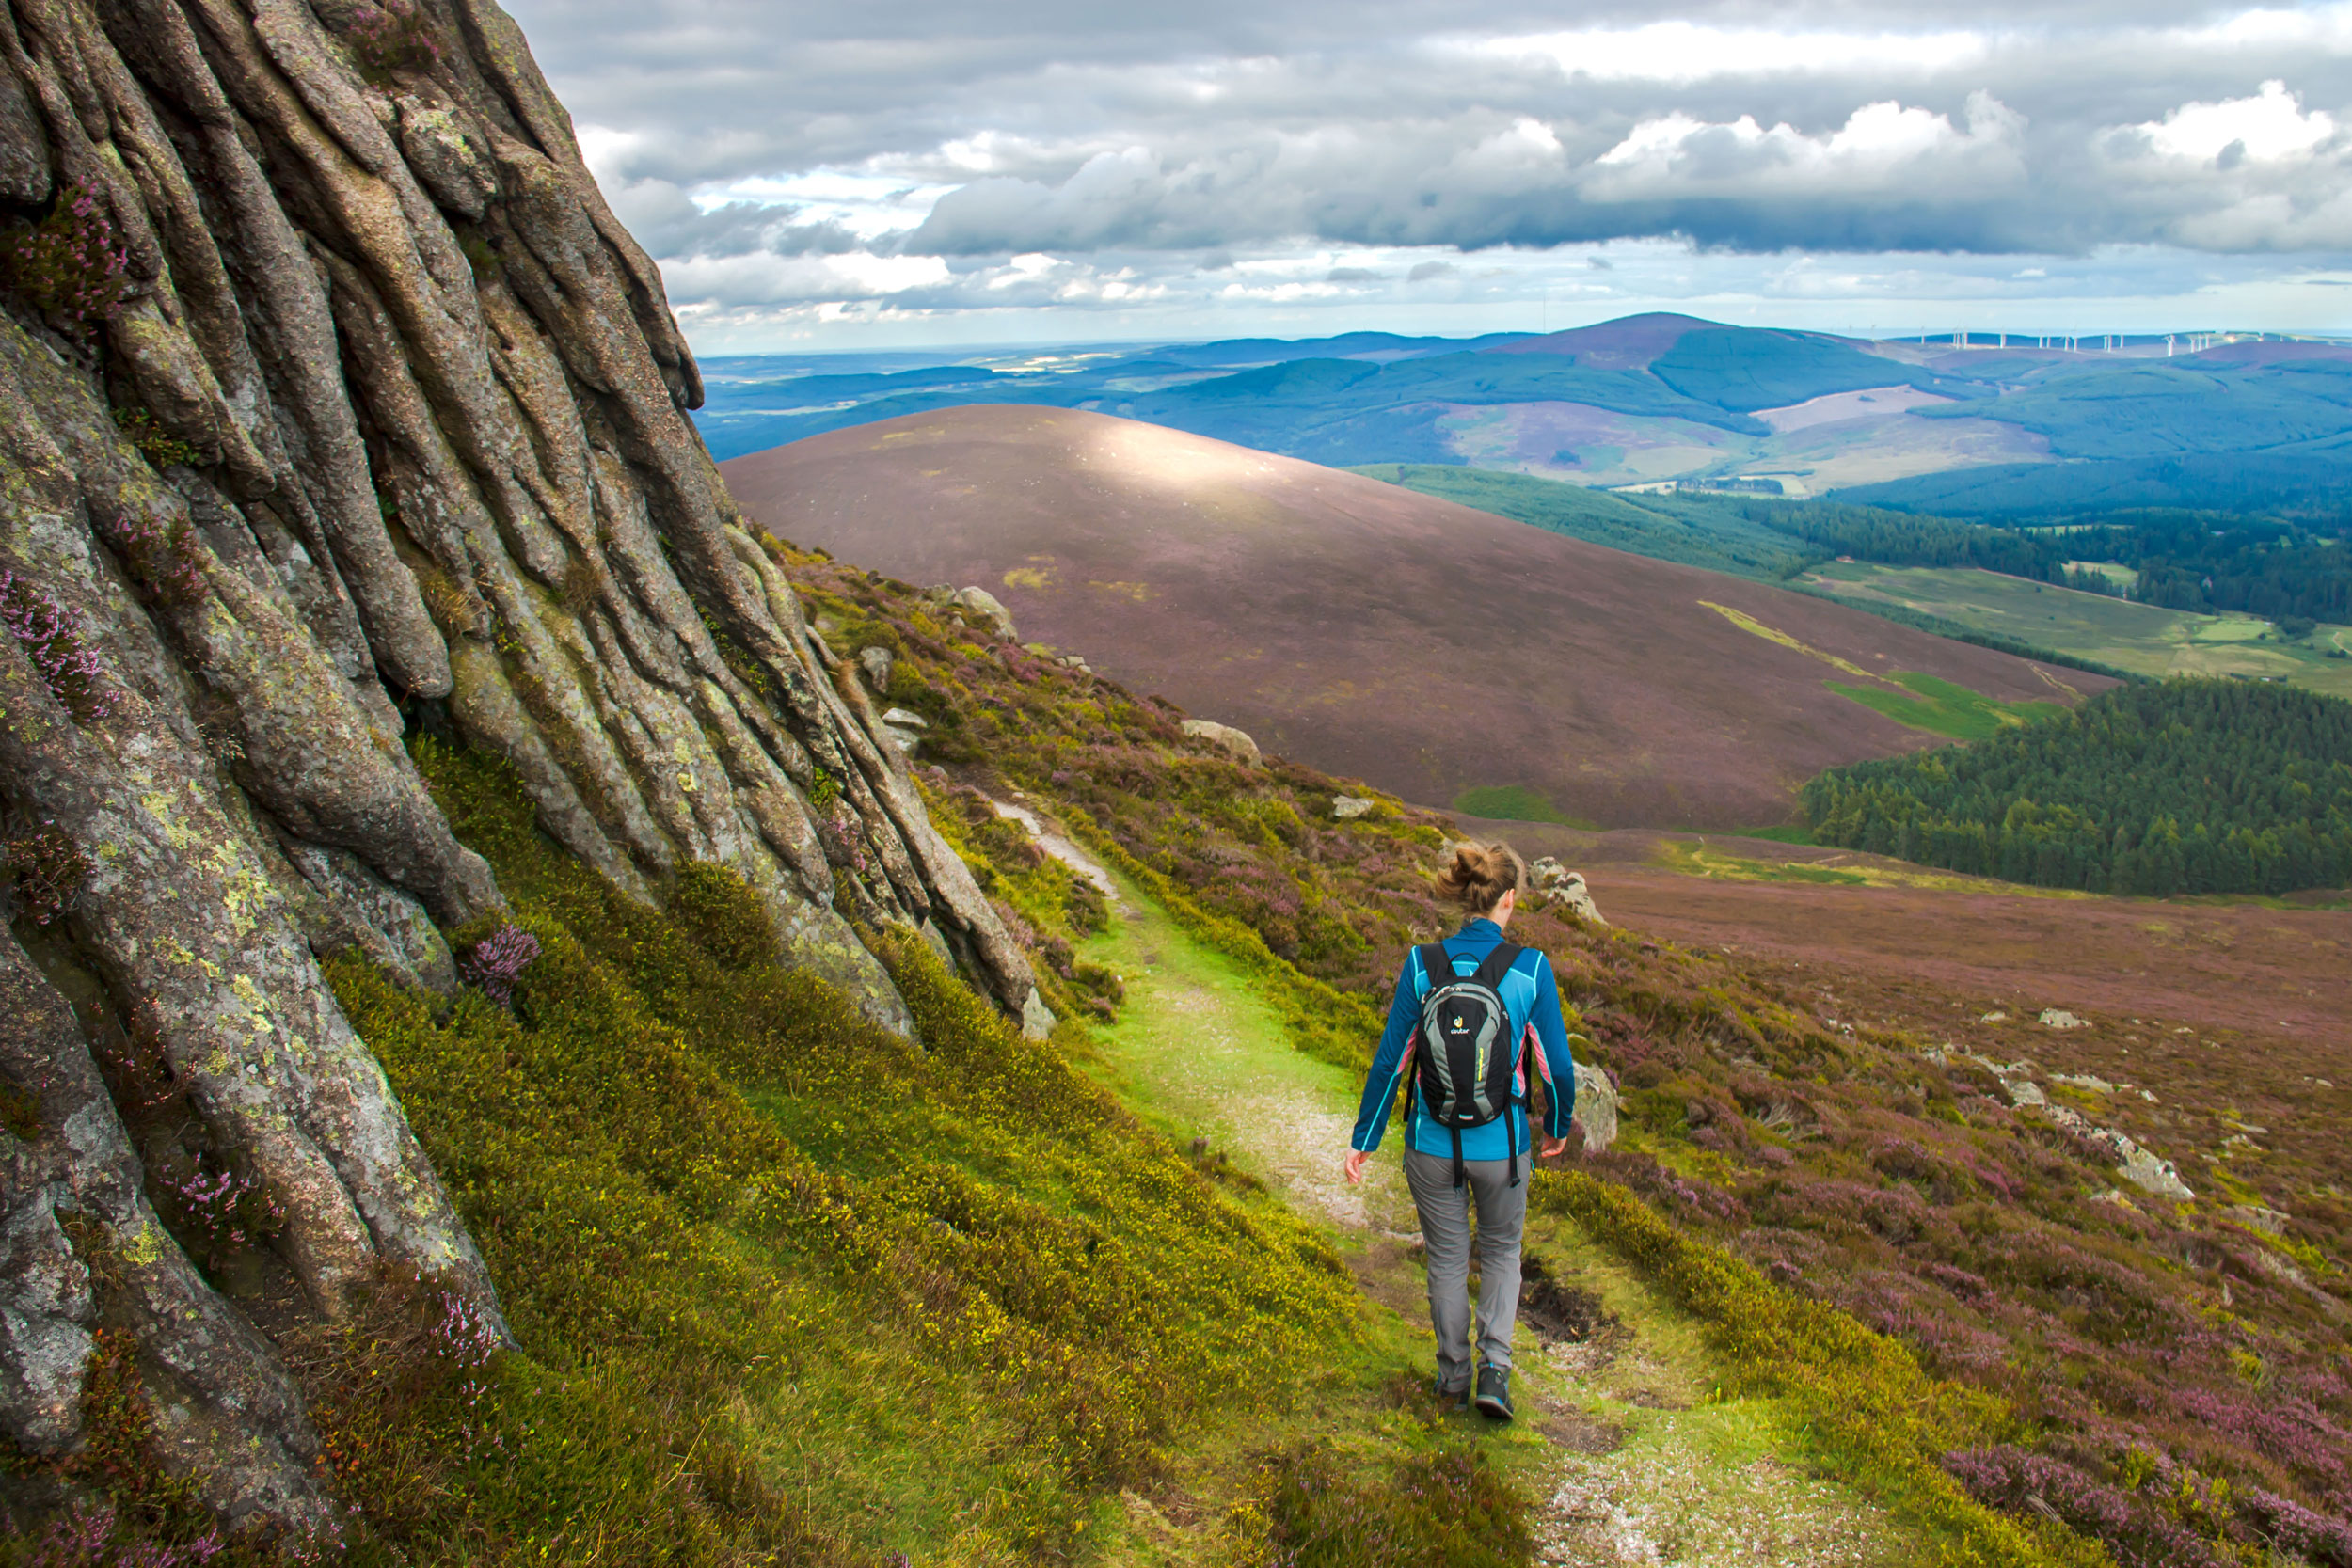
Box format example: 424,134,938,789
1806,562,2352,699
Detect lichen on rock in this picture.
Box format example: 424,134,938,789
0,0,1036,1530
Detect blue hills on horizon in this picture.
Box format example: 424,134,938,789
693,312,2352,519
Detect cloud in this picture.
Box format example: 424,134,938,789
501,0,2352,338
2138,79,2336,163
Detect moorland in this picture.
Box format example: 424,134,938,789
720,405,2097,831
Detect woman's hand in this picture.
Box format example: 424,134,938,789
1539,1136,1569,1160
1343,1149,1371,1185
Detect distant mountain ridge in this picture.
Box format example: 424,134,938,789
697,314,2352,517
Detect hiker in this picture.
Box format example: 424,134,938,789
1341,841,1576,1421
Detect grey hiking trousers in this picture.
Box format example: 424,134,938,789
1404,1146,1527,1389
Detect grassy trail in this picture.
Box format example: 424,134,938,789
1069,865,1927,1566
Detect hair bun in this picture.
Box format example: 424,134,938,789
1435,840,1525,913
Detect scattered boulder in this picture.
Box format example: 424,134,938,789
1180,720,1262,765
1331,795,1375,820
877,707,928,755
859,644,895,691
2042,1101,2195,1201
947,586,1018,641
1021,988,1057,1040
1530,857,1607,924
2230,1205,2291,1237
2040,1008,2090,1030
1570,1062,1619,1153
2117,1145,2195,1202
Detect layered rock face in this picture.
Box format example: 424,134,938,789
0,0,1034,1529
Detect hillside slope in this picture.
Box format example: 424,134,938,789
771,546,2352,1568
723,406,2104,829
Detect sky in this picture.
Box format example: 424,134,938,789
501,0,2352,353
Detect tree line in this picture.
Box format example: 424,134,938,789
1718,499,2352,626
1801,679,2352,896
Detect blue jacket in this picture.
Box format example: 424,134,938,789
1349,920,1576,1161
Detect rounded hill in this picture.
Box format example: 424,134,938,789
723,407,2106,828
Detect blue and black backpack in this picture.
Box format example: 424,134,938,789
1408,942,1529,1189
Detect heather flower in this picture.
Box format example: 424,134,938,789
1945,1446,2233,1567
344,0,443,80
93,508,209,606
0,570,113,721
463,923,540,1005
166,1156,278,1251
16,1501,224,1566
0,186,136,331
818,804,872,874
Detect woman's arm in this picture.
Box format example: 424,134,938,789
1529,953,1578,1151
1344,953,1423,1173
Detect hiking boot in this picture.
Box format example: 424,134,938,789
1434,1373,1470,1409
1473,1362,1513,1421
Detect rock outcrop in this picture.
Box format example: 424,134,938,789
1531,857,1606,924
1179,718,1260,764
0,0,1034,1529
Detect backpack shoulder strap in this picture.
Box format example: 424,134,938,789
1469,941,1524,990
1412,942,1457,1002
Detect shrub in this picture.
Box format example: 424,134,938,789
458,921,538,1005
1238,1440,1534,1568
0,186,136,332
343,0,443,82
0,570,113,721
92,508,209,607
2,818,88,925
1531,1169,2102,1568
110,406,204,469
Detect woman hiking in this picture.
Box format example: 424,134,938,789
1342,842,1576,1421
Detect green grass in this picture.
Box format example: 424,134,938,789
1451,783,1598,827
1733,824,1817,846
306,740,1362,1565
1808,561,2352,699
1826,671,2066,742
1654,839,1871,886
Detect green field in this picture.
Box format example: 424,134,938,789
1807,562,2352,698
1451,782,1599,826
1825,670,2066,740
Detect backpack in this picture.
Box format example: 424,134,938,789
1407,941,1530,1189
